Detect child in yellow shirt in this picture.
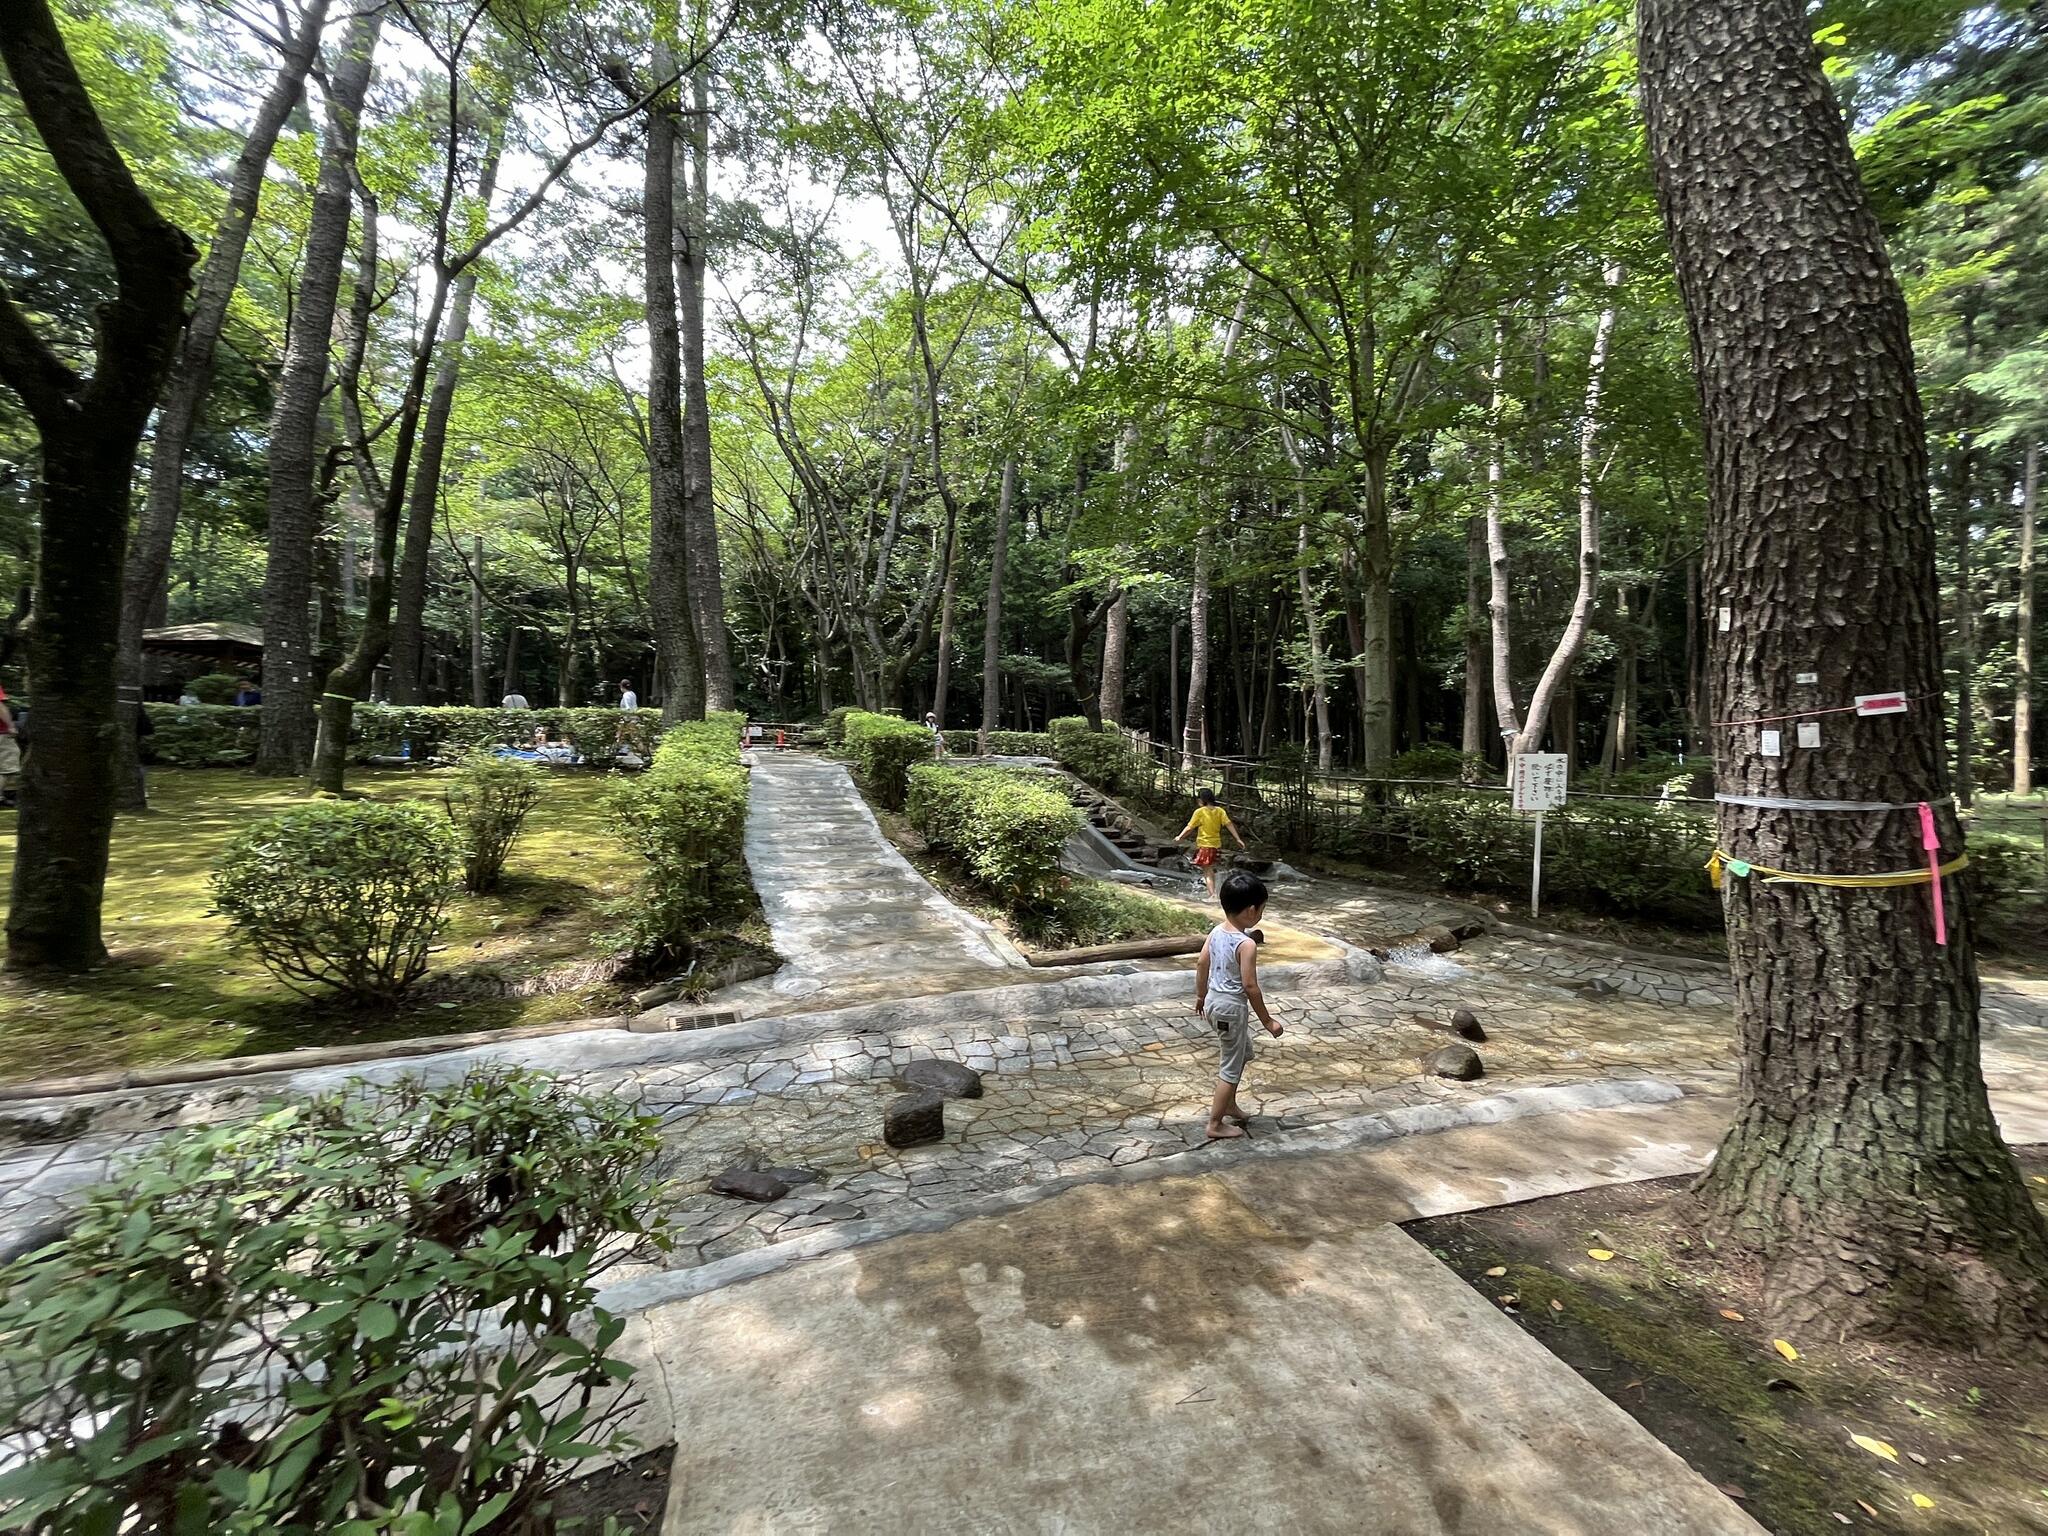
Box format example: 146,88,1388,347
1176,786,1245,899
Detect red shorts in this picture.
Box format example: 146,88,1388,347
1192,847,1219,868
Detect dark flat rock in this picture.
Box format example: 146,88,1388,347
1450,1008,1487,1042
1426,1044,1485,1081
884,1091,946,1148
710,1167,791,1202
896,1059,983,1100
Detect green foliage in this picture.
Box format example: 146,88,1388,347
1388,744,1481,781
842,710,937,809
0,1068,666,1535
442,754,544,893
142,703,261,766
211,802,461,1002
352,706,663,764
1009,880,1209,950
182,672,241,704
820,705,859,747
941,729,1054,756
1046,716,1136,792
1969,832,2046,913
906,763,1083,908
604,712,749,958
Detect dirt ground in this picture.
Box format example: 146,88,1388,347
1407,1153,2048,1535
552,1448,670,1533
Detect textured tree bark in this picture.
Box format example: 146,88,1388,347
1460,514,1487,775
389,124,504,705
0,0,197,968
1514,266,1621,758
257,9,381,775
1354,453,1396,771
674,30,732,711
1484,321,1520,744
114,0,329,807
2015,443,2037,796
978,454,1014,754
644,41,705,724
932,518,961,726
1097,587,1128,727
1299,524,1333,772
1640,0,2048,1342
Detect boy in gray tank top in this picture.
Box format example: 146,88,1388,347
1194,871,1282,1140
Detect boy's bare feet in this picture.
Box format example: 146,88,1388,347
1205,1122,1247,1141
1225,1108,1253,1125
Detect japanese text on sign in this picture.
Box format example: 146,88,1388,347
1512,753,1569,812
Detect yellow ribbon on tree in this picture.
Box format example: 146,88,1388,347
1706,850,1970,891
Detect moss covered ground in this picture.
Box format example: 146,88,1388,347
0,767,649,1081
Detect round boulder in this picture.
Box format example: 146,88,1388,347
883,1090,946,1149
1450,1008,1487,1042
896,1058,984,1100
1427,1044,1485,1081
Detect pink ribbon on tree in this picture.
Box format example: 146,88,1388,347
1917,800,1947,947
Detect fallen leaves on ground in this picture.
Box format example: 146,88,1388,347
1484,1265,1506,1278
1719,1308,1744,1321
1587,1248,1615,1261
1774,1339,1801,1361
1910,1493,1935,1509
1850,1433,1899,1463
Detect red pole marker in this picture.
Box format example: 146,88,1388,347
1917,800,1947,947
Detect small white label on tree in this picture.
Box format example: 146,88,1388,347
1854,692,1910,716
1797,721,1820,749
1718,606,1732,632
1795,671,1818,685
1760,729,1782,758
1512,753,1569,812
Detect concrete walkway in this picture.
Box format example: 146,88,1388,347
725,752,1018,1008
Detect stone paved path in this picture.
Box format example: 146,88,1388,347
722,751,1016,1008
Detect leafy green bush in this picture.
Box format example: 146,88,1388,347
1969,832,2046,911
907,763,1082,907
0,1068,667,1535
1398,791,1528,890
605,712,749,958
353,705,663,764
212,801,460,1002
941,729,1054,757
1010,880,1209,950
182,671,241,704
1388,743,1481,782
142,703,262,766
442,754,543,892
820,705,858,747
1046,716,1135,792
842,710,936,809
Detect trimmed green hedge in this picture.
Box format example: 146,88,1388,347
906,763,1082,908
604,710,750,958
941,729,1053,756
1047,716,1137,793
137,703,664,768
842,710,937,808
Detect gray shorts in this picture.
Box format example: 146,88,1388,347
1206,998,1252,1085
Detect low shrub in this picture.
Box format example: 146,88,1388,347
1970,832,2046,912
941,729,1053,757
606,712,749,958
906,763,1082,908
442,753,543,892
1046,715,1135,792
842,710,937,808
353,705,663,764
212,801,461,1002
0,1068,667,1535
1388,743,1482,782
820,705,858,747
1010,880,1209,951
182,671,241,704
141,703,262,766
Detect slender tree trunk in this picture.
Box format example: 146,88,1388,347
1640,0,2048,1342
1097,586,1128,728
114,0,329,807
1299,523,1334,772
1355,454,1397,770
2015,443,2037,796
469,535,488,706
674,27,732,711
0,0,197,968
645,40,704,723
389,123,504,705
978,454,1014,753
1184,271,1255,767
1484,321,1520,744
257,8,380,775
933,518,961,726
501,621,521,699
1514,264,1622,758
1169,618,1181,750
1684,553,1704,755
1952,429,1977,810
1460,514,1487,775
1598,635,1637,775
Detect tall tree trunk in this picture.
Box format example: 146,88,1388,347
1355,453,1397,770
674,26,732,711
1299,523,1334,772
645,40,704,723
1097,586,1128,727
1514,264,1622,758
388,122,504,704
114,0,329,807
469,534,488,707
1484,321,1520,743
1184,271,1255,767
1640,0,2048,1341
978,453,1014,753
257,8,380,775
2015,442,2037,796
1168,618,1181,750
0,0,197,968
1460,514,1487,775
1684,552,1704,755
1598,634,1637,775
501,620,521,699
1952,428,1977,810
933,519,961,725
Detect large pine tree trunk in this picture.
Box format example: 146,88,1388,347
257,9,380,775
388,126,503,705
1640,0,2048,1341
645,42,705,724
978,454,1014,754
2015,443,2037,796
675,34,732,711
114,0,329,807
0,0,197,968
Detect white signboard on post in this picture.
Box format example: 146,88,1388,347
1512,753,1570,916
